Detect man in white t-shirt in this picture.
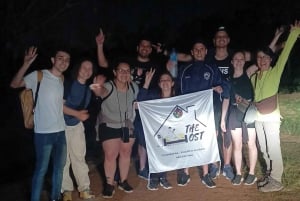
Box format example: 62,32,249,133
10,46,71,201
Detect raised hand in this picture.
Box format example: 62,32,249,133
143,68,156,89
290,20,300,31
95,28,105,45
24,46,38,65
152,43,164,54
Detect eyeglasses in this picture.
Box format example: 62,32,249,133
160,79,172,82
257,55,271,60
116,68,131,74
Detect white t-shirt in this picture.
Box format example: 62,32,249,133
24,69,65,133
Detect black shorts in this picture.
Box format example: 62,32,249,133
228,106,255,131
98,123,135,142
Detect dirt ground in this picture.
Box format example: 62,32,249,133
68,152,300,201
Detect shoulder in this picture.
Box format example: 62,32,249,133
104,81,114,91
130,82,139,93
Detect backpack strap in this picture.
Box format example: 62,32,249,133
33,70,43,109
101,81,114,102
129,82,135,95
101,81,135,102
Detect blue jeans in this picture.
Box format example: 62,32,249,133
31,131,67,201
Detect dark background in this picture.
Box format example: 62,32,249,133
1,0,300,191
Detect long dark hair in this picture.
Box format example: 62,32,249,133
71,57,97,85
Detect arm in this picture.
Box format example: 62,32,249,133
246,64,258,78
137,68,155,101
95,28,109,68
10,46,38,88
273,20,300,77
63,105,89,122
220,98,229,133
90,75,109,98
268,26,285,53
177,52,193,62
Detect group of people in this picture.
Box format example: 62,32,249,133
10,20,300,201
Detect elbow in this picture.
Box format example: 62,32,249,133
10,81,20,89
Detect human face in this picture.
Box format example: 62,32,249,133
191,43,207,61
114,62,131,83
78,60,93,83
159,74,174,92
213,31,230,48
137,40,152,59
51,51,70,73
231,52,245,72
256,51,272,71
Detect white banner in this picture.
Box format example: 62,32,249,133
138,89,220,173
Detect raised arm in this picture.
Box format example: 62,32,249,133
95,28,109,68
268,25,285,53
10,46,38,88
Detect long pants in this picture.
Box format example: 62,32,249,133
31,131,67,201
62,122,91,192
255,121,283,183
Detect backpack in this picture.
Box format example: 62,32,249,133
19,70,43,129
102,81,136,102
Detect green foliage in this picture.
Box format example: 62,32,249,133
279,93,300,136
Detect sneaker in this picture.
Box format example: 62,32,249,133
232,175,243,185
222,165,235,180
201,174,216,188
102,183,115,199
244,174,257,185
118,180,133,193
160,177,173,189
138,168,149,180
147,178,159,191
259,176,283,192
177,172,190,186
62,191,72,201
209,163,220,179
79,189,95,199
257,175,270,187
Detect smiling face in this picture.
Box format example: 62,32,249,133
191,43,207,61
231,52,246,72
137,40,152,59
256,51,272,71
113,62,131,84
213,30,230,48
159,73,174,91
78,60,93,83
51,51,71,73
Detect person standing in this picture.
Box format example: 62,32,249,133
222,51,258,186
10,46,70,201
177,39,230,188
137,69,174,190
96,30,167,180
61,58,97,200
91,60,138,198
253,20,300,192
176,27,234,180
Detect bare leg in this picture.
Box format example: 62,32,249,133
138,145,147,171
102,139,120,184
119,138,135,182
231,128,243,175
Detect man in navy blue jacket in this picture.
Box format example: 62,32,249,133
176,39,230,189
